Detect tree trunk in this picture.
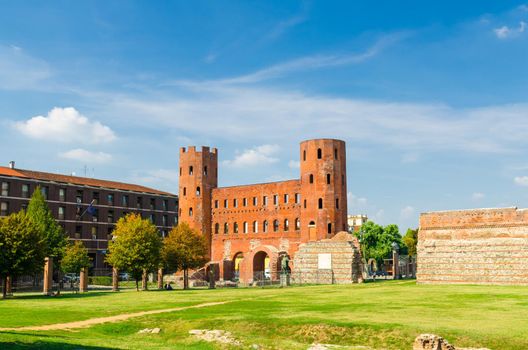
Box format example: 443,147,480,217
112,267,119,292
135,278,139,291
183,268,189,290
2,276,7,299
141,270,147,291
157,268,163,290
6,275,12,296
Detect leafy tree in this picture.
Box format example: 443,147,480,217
0,212,47,298
403,228,418,256
106,213,162,291
26,187,68,259
162,222,208,289
61,241,91,274
356,221,404,268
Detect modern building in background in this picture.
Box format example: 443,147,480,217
0,162,178,270
347,214,368,232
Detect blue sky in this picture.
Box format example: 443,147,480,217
1,1,528,232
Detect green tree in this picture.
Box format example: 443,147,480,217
61,241,91,273
162,222,208,290
26,187,68,259
0,212,47,298
106,213,162,291
403,228,418,256
356,221,404,268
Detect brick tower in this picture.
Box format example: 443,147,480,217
178,146,218,251
299,139,348,241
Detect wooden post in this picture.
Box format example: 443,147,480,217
392,250,399,280
141,269,148,291
112,267,119,292
43,257,53,295
6,276,12,296
79,268,88,293
157,268,163,290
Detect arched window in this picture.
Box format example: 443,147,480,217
224,223,229,234
196,186,201,196
303,150,306,161
189,207,193,217
183,187,186,196
189,166,193,175
295,193,300,204
335,198,339,209
214,223,219,234
309,220,315,226
328,223,332,234
284,219,289,231
309,174,314,183
317,148,322,159
234,222,239,234
326,174,331,184
334,148,338,159
263,220,268,233
273,219,279,232
253,221,258,233
318,198,323,209
243,221,248,233
295,218,300,230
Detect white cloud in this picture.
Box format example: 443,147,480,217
514,176,528,186
265,13,307,41
0,45,51,90
59,149,112,163
223,144,280,167
472,192,485,200
400,205,415,219
494,22,527,39
288,160,300,169
15,107,116,144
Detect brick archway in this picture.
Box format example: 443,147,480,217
239,245,279,283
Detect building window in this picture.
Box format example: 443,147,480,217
150,214,155,223
189,166,193,175
303,150,306,161
224,223,229,234
253,197,258,206
21,203,28,212
162,199,168,211
183,187,187,196
137,197,143,209
196,187,201,196
0,202,8,216
224,199,228,208
189,208,193,217
41,186,49,200
263,196,268,206
1,182,9,196
336,198,339,209
295,218,300,230
263,220,268,233
273,195,278,205
273,219,279,232
215,223,219,234
91,226,98,240
243,222,248,233
150,198,156,210
76,190,83,204
107,193,114,206
243,198,247,207
214,200,219,209
304,199,307,208
284,219,289,231
108,210,114,223
204,166,208,176
284,194,289,203
233,199,238,208
58,206,65,220
327,174,331,184
334,148,338,159
328,223,332,234
234,222,239,234
93,192,99,205
317,148,322,159
108,227,114,240
318,198,323,209
162,215,168,226
58,186,66,202
22,184,30,198
295,193,300,204
92,208,98,222
309,174,314,183
179,167,182,176
75,225,82,238
253,221,258,233
122,195,129,207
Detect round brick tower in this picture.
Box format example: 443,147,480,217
178,146,218,253
299,139,348,242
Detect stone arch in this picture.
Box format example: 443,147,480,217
245,245,279,283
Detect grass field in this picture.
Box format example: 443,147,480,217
0,280,527,349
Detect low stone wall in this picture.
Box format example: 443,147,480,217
417,207,528,285
293,232,363,284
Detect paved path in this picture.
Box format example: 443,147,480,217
0,301,230,331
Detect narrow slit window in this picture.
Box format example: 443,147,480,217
318,198,323,209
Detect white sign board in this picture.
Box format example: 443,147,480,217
318,253,332,269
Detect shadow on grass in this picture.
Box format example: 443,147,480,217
0,341,116,349
5,291,118,300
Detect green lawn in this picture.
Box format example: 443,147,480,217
0,280,527,349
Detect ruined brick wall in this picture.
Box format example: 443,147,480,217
293,232,363,284
417,207,528,285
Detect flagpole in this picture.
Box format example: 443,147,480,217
79,199,96,219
